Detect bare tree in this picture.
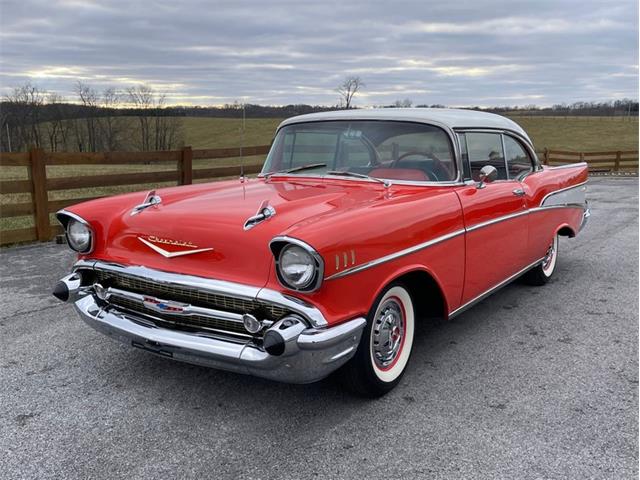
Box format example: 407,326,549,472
2,83,47,151
100,87,124,151
127,85,182,151
394,98,413,108
337,76,364,109
44,93,68,152
75,81,100,151
127,85,154,150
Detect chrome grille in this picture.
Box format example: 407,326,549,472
92,270,288,319
110,296,250,338
84,269,290,338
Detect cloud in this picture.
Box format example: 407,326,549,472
0,0,637,106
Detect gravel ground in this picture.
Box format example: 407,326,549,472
0,177,637,480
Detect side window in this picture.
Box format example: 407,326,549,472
504,135,533,179
465,132,507,180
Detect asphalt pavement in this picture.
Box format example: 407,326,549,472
1,176,637,480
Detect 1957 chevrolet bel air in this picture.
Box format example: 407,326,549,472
53,109,589,396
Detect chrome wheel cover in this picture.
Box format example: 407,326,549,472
371,298,405,369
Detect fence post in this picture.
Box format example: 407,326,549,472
543,148,549,165
580,152,585,163
615,151,621,172
178,146,193,185
28,148,50,241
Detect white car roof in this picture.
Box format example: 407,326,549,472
279,108,532,145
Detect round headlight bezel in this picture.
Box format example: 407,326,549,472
57,211,94,254
271,238,324,292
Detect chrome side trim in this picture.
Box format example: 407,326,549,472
529,204,586,213
325,185,588,282
539,181,587,207
465,210,529,233
546,162,588,170
449,256,546,318
325,229,466,280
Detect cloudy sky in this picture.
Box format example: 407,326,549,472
0,0,637,106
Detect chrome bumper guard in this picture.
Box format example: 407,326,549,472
579,204,590,232
73,294,366,384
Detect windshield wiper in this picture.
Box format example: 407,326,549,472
326,170,391,187
267,163,327,177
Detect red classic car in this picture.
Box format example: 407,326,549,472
53,109,589,396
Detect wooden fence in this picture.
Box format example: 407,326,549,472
0,145,269,245
539,149,639,173
0,146,637,246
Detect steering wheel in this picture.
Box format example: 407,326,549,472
392,151,450,181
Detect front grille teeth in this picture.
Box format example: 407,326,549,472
86,269,291,338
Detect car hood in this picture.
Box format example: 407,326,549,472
69,177,391,286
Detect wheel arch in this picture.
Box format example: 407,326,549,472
371,265,449,321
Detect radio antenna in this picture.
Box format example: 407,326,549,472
239,102,246,182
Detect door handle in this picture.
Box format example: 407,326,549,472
512,188,525,197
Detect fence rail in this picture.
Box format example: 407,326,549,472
0,146,637,246
539,149,639,172
0,145,269,245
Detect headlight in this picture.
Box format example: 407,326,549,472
66,218,92,253
272,239,324,292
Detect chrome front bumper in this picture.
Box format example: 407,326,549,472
73,294,366,384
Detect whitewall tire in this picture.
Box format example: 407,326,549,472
339,283,415,397
523,233,559,286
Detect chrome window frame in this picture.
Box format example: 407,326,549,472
501,132,537,181
454,127,540,183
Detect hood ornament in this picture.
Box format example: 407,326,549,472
244,200,276,231
131,190,162,216
138,236,213,258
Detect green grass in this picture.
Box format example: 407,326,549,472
1,115,637,235
182,117,281,149
506,116,638,152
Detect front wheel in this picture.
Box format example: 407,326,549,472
522,233,559,286
339,283,415,397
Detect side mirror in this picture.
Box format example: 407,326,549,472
477,165,498,189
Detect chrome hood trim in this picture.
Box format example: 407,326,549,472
243,200,276,231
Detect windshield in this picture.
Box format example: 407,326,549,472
262,120,456,182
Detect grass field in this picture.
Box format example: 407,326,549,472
507,116,638,151
1,115,637,235
182,115,638,152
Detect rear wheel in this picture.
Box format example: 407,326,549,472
522,233,559,286
339,283,415,397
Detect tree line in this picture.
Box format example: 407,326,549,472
0,79,637,153
1,82,183,153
